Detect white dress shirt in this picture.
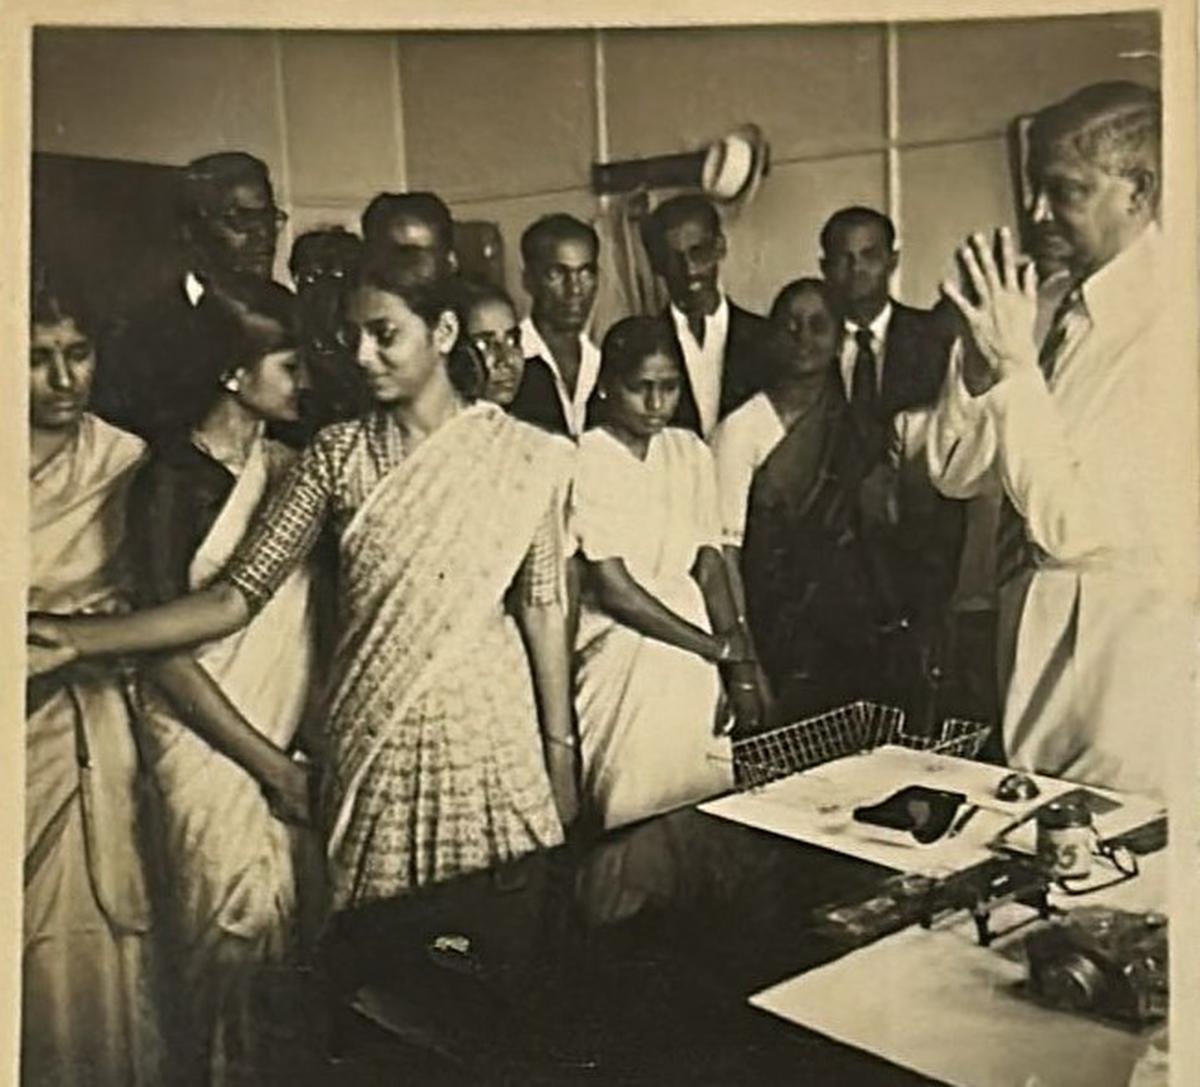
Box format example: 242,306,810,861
838,301,893,400
670,295,730,440
925,225,1193,797
520,316,601,439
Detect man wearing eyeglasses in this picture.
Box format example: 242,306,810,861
509,214,602,439
642,194,773,441
92,151,289,442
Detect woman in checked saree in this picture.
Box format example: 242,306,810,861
29,249,580,912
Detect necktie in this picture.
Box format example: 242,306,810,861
994,286,1088,587
850,326,878,417
687,310,706,349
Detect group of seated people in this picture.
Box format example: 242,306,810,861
23,76,1182,1087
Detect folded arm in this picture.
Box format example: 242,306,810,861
586,556,732,663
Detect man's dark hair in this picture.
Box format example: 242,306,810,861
360,192,455,250
642,194,721,263
519,214,599,268
819,206,897,256
181,151,272,225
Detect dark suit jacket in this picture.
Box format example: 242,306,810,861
875,300,949,416
91,278,214,443
844,300,967,638
509,355,571,437
668,300,775,437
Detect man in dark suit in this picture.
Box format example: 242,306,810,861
820,205,967,724
509,214,601,439
819,205,947,435
91,151,288,442
641,194,773,440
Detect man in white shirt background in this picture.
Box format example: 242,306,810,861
929,81,1192,797
509,214,601,439
642,194,774,441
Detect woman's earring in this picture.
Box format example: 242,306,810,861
222,374,241,394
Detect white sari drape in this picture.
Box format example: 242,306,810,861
572,427,733,830
133,435,316,1085
25,413,164,1086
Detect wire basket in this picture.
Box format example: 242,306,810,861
731,702,992,790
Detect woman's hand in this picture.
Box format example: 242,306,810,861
940,227,1039,383
719,658,773,735
262,757,314,828
726,683,763,734
710,627,756,665
27,613,79,677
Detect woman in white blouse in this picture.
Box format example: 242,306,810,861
571,316,762,829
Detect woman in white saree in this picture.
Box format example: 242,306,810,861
24,274,164,1085
28,251,579,915
572,316,764,830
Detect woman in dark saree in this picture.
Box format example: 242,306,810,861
713,278,907,723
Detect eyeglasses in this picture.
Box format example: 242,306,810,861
469,329,523,361
216,206,289,234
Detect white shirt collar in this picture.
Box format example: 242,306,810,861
669,293,730,347
184,271,206,308
669,295,731,439
519,315,600,438
839,300,893,397
1078,223,1161,335
843,299,893,345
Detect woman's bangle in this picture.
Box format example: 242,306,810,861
732,680,757,692
545,734,578,749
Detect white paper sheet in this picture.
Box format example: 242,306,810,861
749,850,1167,1087
698,746,1161,875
